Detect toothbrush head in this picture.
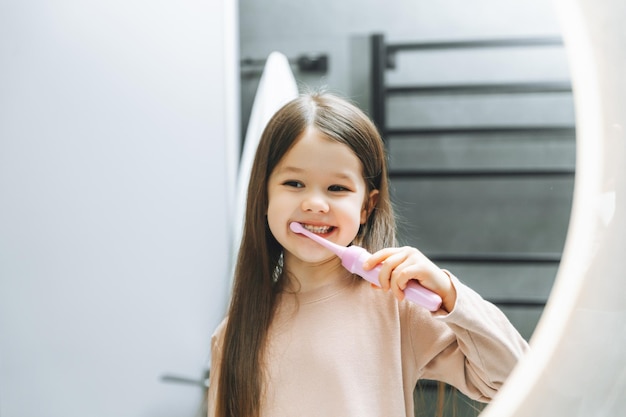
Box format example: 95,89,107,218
289,222,346,257
290,221,306,234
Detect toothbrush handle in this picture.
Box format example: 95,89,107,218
403,280,443,312
344,247,442,312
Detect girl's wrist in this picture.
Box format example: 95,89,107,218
439,269,457,313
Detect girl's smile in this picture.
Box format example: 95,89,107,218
299,223,335,235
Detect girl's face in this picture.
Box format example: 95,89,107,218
267,127,378,266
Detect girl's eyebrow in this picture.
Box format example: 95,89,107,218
278,165,357,181
277,166,305,174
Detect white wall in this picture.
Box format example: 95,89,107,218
0,1,238,416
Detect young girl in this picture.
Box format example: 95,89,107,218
208,92,529,417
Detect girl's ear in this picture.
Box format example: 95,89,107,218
360,189,380,224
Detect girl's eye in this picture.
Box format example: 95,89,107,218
283,180,303,188
328,185,350,192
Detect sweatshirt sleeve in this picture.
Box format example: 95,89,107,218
207,319,227,417
415,275,529,402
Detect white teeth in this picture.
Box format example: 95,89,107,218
303,224,332,234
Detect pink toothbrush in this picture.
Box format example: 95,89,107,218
289,222,442,311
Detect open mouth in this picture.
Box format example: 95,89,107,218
302,224,335,235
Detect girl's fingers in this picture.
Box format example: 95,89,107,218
389,260,428,299
371,250,408,291
362,247,400,270
364,246,452,303
390,280,406,301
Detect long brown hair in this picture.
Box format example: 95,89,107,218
215,92,397,417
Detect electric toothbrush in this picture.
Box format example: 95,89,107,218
289,222,442,311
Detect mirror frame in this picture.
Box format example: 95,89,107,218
481,0,626,415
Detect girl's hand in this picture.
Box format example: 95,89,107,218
363,246,457,313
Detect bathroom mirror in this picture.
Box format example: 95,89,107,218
239,0,575,349
238,0,626,416
0,0,623,415
482,0,626,415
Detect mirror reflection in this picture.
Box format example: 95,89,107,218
0,1,579,416
238,1,575,416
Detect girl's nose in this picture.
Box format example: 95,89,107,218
301,192,329,213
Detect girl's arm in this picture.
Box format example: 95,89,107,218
206,320,227,417
364,246,529,400
413,275,530,401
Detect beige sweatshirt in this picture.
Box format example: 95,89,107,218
208,274,529,417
